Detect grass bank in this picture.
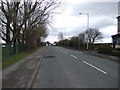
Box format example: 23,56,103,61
1,46,42,69
2,52,29,69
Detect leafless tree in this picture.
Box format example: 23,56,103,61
84,28,103,43
1,0,62,51
58,32,64,41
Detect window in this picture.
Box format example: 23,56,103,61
116,37,120,45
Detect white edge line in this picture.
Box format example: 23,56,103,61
70,55,78,59
83,61,107,74
75,51,82,53
64,51,68,54
41,59,44,64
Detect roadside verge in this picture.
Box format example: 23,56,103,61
2,46,46,88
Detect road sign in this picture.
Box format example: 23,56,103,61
79,34,85,40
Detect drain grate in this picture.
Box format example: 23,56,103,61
44,56,55,58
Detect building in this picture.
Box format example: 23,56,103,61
46,41,51,46
111,16,120,49
52,42,58,46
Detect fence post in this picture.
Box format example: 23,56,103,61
6,43,11,57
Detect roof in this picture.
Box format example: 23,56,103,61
117,16,120,19
111,34,120,37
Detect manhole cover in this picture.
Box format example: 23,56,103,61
44,56,55,58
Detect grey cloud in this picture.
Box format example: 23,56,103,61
69,2,118,33
90,16,117,29
70,2,118,17
47,2,118,43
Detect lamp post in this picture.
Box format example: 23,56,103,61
68,37,70,48
79,13,89,50
78,35,80,49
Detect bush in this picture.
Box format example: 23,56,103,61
97,45,120,57
112,50,120,57
98,46,112,54
88,44,95,50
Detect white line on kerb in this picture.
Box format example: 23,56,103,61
75,51,82,53
64,51,68,54
70,55,78,59
61,50,63,52
41,59,44,64
83,61,107,74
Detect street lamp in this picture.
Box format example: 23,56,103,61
68,37,70,48
79,13,89,50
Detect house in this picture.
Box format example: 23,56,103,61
46,41,51,46
111,16,120,49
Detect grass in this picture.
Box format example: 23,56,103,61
2,52,29,69
1,46,42,69
0,63,1,70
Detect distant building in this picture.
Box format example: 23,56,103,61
46,41,51,46
52,42,58,46
111,16,120,48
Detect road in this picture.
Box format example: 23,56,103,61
32,46,119,88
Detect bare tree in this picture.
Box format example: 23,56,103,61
58,32,64,41
1,0,62,51
85,28,103,43
24,0,61,51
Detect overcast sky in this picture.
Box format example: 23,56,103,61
45,0,119,43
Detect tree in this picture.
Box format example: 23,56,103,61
58,32,64,41
1,0,62,51
84,28,103,43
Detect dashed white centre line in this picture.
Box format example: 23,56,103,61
64,51,68,54
61,50,63,52
70,55,78,59
83,61,107,74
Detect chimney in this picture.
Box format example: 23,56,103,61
118,1,120,34
117,16,120,34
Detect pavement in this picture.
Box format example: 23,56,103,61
32,46,119,88
2,46,46,88
84,50,120,62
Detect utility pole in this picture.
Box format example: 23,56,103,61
68,37,70,48
78,35,80,49
79,13,89,50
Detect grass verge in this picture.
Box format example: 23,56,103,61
1,46,42,69
2,52,29,69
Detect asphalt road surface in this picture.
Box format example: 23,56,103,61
32,46,119,88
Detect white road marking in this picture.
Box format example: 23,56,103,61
70,55,78,59
83,61,107,74
61,50,63,52
75,51,82,53
64,51,68,54
41,60,44,64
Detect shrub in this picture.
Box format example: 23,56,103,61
98,46,112,54
112,50,120,57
